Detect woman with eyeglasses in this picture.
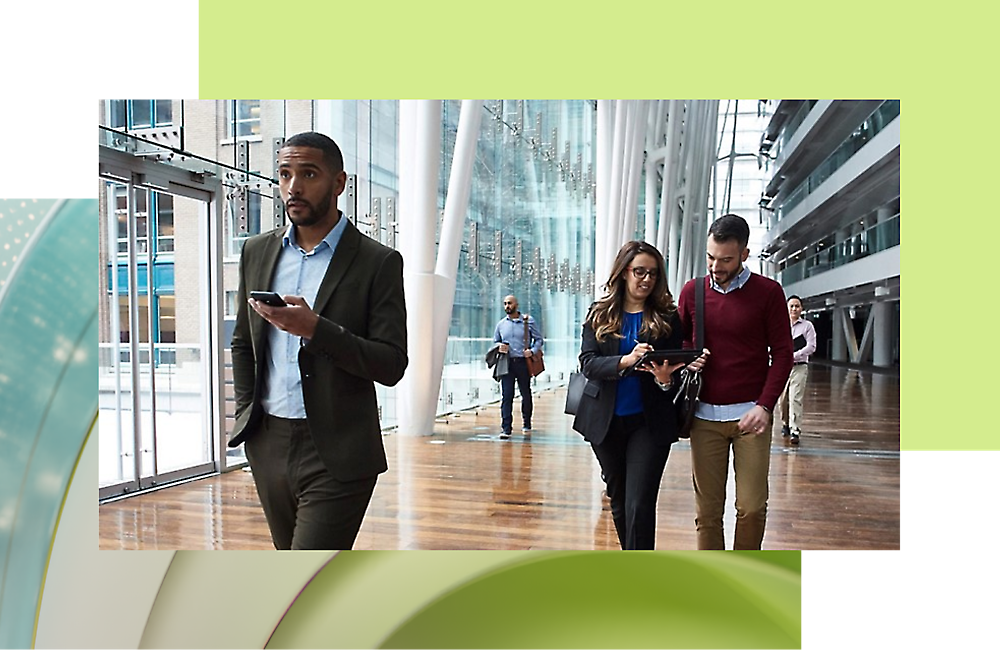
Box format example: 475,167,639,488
572,240,705,549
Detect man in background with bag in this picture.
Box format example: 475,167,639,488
492,295,543,439
678,214,792,550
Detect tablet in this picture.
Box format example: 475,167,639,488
621,348,701,376
637,349,702,366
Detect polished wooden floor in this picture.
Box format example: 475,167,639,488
99,364,899,550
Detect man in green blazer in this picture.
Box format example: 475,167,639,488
229,132,407,550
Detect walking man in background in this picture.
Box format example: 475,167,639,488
778,295,816,445
492,295,543,439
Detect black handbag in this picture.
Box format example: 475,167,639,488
673,276,705,439
564,371,588,415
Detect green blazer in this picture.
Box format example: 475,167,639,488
228,219,408,481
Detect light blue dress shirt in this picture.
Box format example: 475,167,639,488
695,265,759,422
261,214,348,419
492,313,543,357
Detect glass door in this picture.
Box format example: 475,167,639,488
99,173,221,498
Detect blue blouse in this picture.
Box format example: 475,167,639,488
615,311,644,417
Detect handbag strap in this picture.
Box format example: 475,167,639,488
523,314,531,351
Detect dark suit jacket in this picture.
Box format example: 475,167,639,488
571,311,684,446
228,219,408,481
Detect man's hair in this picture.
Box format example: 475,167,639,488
283,132,345,174
788,294,802,303
708,213,750,249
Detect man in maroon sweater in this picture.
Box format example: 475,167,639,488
678,214,793,550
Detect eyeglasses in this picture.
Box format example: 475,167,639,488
627,266,659,280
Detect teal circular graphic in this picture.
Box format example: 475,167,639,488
0,199,97,648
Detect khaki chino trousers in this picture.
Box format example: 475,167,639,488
689,417,771,550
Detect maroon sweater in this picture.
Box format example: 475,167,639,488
678,273,793,411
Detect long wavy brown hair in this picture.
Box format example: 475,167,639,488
587,240,677,343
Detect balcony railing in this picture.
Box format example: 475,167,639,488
777,100,900,220
781,214,899,285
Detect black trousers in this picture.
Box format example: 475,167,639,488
590,413,671,550
244,414,377,550
500,357,533,433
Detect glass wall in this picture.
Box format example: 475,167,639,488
325,100,597,423
436,100,596,415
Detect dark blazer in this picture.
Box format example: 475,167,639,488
228,219,408,481
571,310,684,446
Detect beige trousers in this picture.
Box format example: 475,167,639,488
778,364,809,432
689,417,772,550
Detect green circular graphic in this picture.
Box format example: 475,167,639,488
268,551,800,649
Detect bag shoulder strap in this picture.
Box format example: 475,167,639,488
523,314,530,348
695,276,705,351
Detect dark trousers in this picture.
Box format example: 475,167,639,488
590,413,671,550
500,357,533,433
244,414,377,550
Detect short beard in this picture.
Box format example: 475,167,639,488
288,187,334,228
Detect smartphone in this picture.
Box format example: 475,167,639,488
249,291,287,307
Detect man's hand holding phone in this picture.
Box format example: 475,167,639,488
249,292,319,340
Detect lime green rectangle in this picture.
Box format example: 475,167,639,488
198,1,901,98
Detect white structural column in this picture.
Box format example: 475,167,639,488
832,306,847,361
872,300,893,366
693,100,720,279
595,99,719,299
644,154,659,245
661,100,684,289
429,100,483,428
620,100,650,247
396,100,442,436
601,100,628,285
396,100,482,437
675,102,703,286
644,101,666,244
595,100,612,295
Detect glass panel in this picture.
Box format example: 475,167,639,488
109,100,127,129
223,187,274,468
99,180,215,489
151,194,212,475
157,193,174,253
155,99,173,126
131,100,152,129
99,181,134,488
781,212,900,285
